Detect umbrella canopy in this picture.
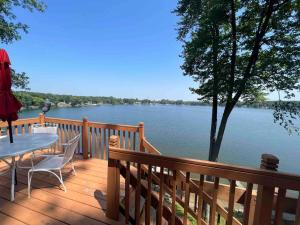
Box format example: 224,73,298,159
0,49,22,143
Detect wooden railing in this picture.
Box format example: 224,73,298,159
107,136,300,225
2,114,300,224
0,114,143,159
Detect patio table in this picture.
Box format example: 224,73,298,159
0,133,58,201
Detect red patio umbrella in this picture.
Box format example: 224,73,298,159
0,49,22,143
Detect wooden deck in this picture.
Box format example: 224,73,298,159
0,158,124,225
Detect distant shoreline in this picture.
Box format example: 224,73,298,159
19,102,274,113
15,90,286,111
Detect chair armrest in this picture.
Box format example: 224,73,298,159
32,154,62,158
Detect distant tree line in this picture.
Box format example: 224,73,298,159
14,91,210,109
14,91,295,110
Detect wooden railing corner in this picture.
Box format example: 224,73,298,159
138,122,145,152
106,157,120,221
253,154,280,225
107,136,121,221
39,113,45,126
82,117,89,159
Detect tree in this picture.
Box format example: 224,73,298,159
0,0,45,89
174,0,300,162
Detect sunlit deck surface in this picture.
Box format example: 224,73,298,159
0,156,124,225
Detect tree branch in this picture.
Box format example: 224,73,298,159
232,0,276,106
227,0,237,103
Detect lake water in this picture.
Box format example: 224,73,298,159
19,105,300,174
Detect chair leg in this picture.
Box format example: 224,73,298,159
59,170,67,192
28,171,32,198
71,160,76,175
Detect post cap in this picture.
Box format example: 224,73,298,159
261,154,279,171
261,154,279,164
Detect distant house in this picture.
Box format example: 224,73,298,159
57,102,71,108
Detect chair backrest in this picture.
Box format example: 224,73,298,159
62,134,80,165
32,124,58,134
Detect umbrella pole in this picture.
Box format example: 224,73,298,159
7,120,17,185
8,120,13,143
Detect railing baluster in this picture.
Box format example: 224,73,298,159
227,180,236,225
14,125,18,135
243,183,253,225
98,128,103,159
128,132,131,150
69,124,72,139
78,125,82,154
125,161,130,224
21,125,25,135
135,163,141,224
94,128,99,158
103,129,107,159
122,130,126,148
194,193,198,212
183,172,191,225
133,132,136,151
197,175,205,225
157,166,164,225
295,192,300,225
209,177,219,225
28,123,32,133
145,165,152,225
171,170,177,225
274,188,286,225
89,127,93,158
61,124,65,144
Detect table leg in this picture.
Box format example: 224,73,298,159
11,157,16,201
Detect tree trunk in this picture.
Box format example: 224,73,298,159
208,23,219,162
208,95,218,161
209,103,234,162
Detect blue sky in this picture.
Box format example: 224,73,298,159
4,0,197,101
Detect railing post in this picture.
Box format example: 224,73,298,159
82,117,89,159
39,113,45,126
139,122,145,152
253,154,279,225
106,136,120,220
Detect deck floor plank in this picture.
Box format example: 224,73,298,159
0,158,124,225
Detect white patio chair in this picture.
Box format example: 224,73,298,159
17,124,59,169
0,135,10,176
32,123,58,135
32,124,59,153
27,134,80,198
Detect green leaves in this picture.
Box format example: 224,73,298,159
0,0,45,44
11,69,30,90
175,0,300,134
1,0,46,90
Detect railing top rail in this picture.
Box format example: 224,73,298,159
0,117,39,127
109,147,300,190
143,138,161,155
88,121,140,132
45,117,83,126
6,116,141,132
